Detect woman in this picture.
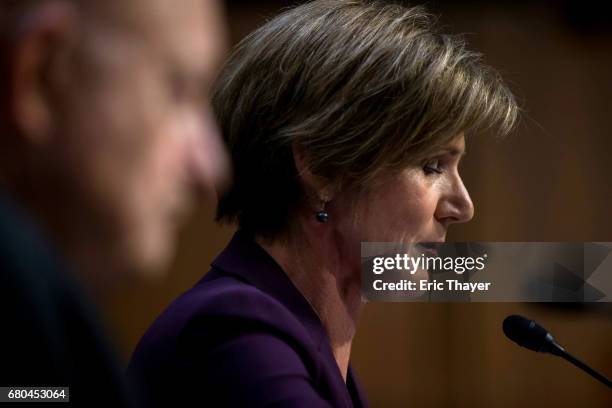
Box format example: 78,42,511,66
129,1,518,406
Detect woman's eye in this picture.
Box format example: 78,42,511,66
423,159,443,175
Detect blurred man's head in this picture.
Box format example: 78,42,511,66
0,0,229,286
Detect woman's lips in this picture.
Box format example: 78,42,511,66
418,242,440,257
423,248,438,257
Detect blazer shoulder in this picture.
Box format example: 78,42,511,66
177,272,315,348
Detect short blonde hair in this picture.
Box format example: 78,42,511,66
214,0,518,237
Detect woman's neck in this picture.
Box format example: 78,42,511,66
257,233,363,382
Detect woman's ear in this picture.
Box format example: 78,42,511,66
10,1,77,145
292,142,335,202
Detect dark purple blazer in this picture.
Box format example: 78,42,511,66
129,230,368,407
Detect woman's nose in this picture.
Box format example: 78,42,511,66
435,175,474,227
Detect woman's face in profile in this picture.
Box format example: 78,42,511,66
331,134,474,269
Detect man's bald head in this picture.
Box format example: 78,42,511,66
0,0,229,286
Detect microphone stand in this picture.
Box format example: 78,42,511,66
557,349,612,389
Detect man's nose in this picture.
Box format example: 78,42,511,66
184,109,231,201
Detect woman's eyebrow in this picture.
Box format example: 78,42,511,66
436,147,466,157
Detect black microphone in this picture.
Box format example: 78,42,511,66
503,315,612,389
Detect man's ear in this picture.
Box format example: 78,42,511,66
10,1,77,145
292,142,335,202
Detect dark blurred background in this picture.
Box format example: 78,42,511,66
103,1,612,406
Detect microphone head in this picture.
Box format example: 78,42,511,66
503,314,554,353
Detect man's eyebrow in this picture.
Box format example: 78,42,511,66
167,63,212,93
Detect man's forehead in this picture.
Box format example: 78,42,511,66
98,0,226,70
